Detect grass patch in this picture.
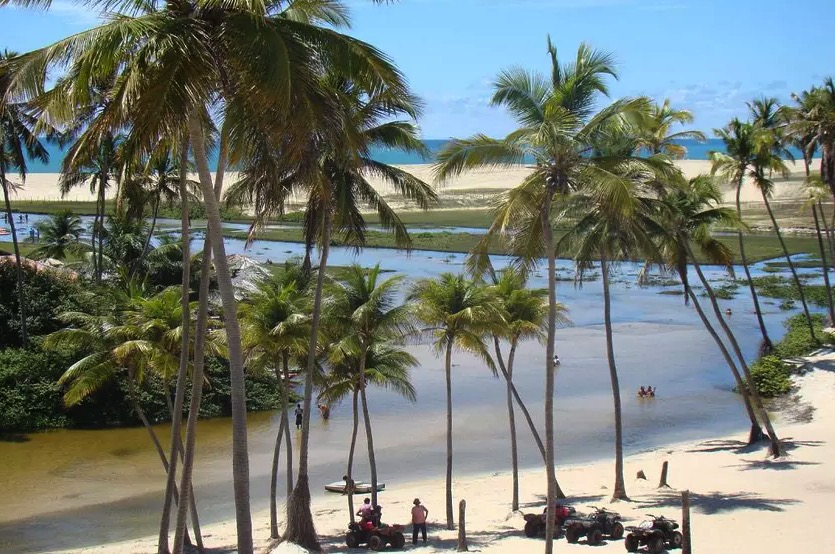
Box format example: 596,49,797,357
772,313,833,359
707,282,739,300
9,199,114,216
764,259,823,270
747,275,832,308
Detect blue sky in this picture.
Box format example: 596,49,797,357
3,0,834,138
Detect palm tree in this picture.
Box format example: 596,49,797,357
433,38,664,550
558,133,664,501
710,119,776,355
409,273,500,529
798,79,835,199
318,342,417,524
804,179,835,324
489,266,569,510
325,264,414,509
32,210,86,261
636,99,707,158
239,269,311,539
748,99,817,340
654,175,766,444
0,50,50,347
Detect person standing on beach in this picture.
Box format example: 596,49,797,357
294,403,303,430
411,498,428,544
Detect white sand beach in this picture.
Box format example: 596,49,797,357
54,352,835,554
9,159,821,208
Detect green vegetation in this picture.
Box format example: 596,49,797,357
748,275,832,308
746,356,793,397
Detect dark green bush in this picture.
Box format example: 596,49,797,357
747,356,792,397
773,313,832,358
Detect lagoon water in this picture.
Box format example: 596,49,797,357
0,225,805,553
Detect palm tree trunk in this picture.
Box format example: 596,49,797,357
188,115,252,554
172,233,212,554
817,200,835,271
813,203,835,325
270,368,287,540
762,194,816,339
600,255,628,501
137,192,161,278
346,389,359,524
358,350,379,508
686,242,783,457
96,175,106,282
683,275,762,443
1,166,28,347
541,189,558,554
736,179,773,355
282,353,293,499
506,341,519,511
90,178,99,282
173,127,228,553
444,339,454,530
285,208,330,549
159,140,193,554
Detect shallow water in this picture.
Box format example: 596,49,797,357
0,227,813,553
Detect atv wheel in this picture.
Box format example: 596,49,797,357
587,528,603,546
524,520,540,538
391,532,406,550
649,536,666,553
669,531,683,549
624,534,639,552
346,532,361,548
611,522,625,540
368,535,384,551
565,524,582,544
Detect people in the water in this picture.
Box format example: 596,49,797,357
553,355,560,367
725,308,733,316
318,404,330,419
638,385,657,398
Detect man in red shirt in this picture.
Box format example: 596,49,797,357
411,498,429,544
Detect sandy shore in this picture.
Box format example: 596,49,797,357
10,159,820,208
55,351,835,554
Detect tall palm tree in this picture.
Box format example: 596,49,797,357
32,210,86,261
558,135,664,501
488,266,569,510
0,50,49,347
748,99,817,340
433,38,665,550
710,119,776,355
409,273,500,529
239,270,311,539
654,175,766,444
319,342,417,524
798,79,835,200
325,264,414,508
804,179,835,324
636,99,707,158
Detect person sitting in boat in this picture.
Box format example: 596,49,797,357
638,386,647,398
319,404,330,419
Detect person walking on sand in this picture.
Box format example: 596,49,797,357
411,498,428,544
294,403,303,430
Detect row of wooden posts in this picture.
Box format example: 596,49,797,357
455,460,691,552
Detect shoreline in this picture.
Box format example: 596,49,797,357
52,352,835,554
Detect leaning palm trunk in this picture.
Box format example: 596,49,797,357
137,193,161,278
285,210,331,549
682,271,762,443
96,176,106,282
282,355,293,499
346,389,360,524
541,191,558,554
444,340,454,530
173,129,229,553
188,116,253,554
358,351,380,508
505,341,520,511
812,204,835,324
158,138,194,554
1,167,28,346
600,255,628,501
686,243,782,457
761,196,817,339
735,182,772,355
269,386,288,539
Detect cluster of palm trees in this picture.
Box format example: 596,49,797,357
2,1,835,552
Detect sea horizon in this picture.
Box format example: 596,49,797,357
24,138,807,173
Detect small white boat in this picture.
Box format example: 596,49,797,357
325,481,386,494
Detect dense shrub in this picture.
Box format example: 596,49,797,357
747,356,792,397
773,313,833,358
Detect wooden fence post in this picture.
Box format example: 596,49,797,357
659,460,670,488
457,500,468,552
682,490,692,554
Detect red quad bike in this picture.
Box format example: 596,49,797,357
345,521,406,551
523,503,576,538
563,506,625,546
624,514,683,553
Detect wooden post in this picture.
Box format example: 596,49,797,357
659,460,669,488
682,490,692,554
457,499,468,552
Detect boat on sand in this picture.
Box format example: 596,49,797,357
325,481,386,494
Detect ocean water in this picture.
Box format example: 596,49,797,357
24,138,805,172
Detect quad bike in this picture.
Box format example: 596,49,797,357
563,506,625,546
522,504,575,538
345,521,406,551
624,514,683,553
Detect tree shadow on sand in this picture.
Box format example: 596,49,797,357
637,490,799,515
684,439,759,455
518,493,608,510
